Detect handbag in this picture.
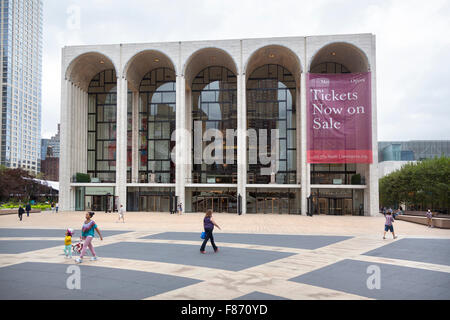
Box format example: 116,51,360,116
200,231,206,239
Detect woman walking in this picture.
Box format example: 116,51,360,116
200,209,221,254
75,212,103,263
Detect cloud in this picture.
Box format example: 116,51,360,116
41,0,450,140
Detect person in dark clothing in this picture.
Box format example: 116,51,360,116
200,209,221,254
18,205,25,221
25,203,31,217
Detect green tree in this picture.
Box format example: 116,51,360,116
379,156,450,212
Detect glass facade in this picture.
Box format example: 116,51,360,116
310,163,361,185
138,67,176,183
127,187,175,212
1,0,43,173
379,140,450,162
246,188,300,214
87,69,117,183
247,64,297,184
191,66,237,184
309,188,364,216
191,189,237,213
75,186,116,212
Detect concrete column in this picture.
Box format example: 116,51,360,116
300,72,308,215
185,88,192,183
81,91,88,173
69,84,76,178
175,75,186,208
237,73,247,214
367,45,379,216
131,91,139,183
59,79,72,211
76,87,83,173
115,77,128,208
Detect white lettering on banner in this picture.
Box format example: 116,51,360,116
311,89,358,101
311,99,366,131
313,118,341,130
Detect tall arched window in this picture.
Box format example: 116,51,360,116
310,62,350,74
87,69,117,183
191,66,237,184
246,64,297,184
138,67,176,183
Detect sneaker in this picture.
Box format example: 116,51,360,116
75,257,82,263
214,248,219,253
394,236,398,239
382,237,386,240
200,251,206,254
90,257,98,261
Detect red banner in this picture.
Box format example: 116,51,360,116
307,73,372,163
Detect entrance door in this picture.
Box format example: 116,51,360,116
318,198,328,214
271,198,278,214
330,199,344,215
139,196,149,212
91,196,104,211
256,198,265,213
343,199,353,215
280,197,289,214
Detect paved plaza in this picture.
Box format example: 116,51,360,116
0,211,449,300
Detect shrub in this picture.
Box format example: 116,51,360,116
351,174,361,185
76,172,91,183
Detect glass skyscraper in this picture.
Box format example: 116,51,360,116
0,0,43,173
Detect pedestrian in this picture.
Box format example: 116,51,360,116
18,205,25,221
55,202,59,213
178,203,183,215
75,212,103,263
383,210,397,240
117,204,125,223
200,209,221,254
51,202,55,213
64,228,73,259
426,209,433,228
25,203,31,217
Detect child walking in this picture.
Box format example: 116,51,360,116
75,212,103,263
64,228,73,258
383,211,397,240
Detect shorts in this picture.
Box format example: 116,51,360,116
384,225,394,232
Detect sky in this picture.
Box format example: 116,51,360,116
41,0,450,141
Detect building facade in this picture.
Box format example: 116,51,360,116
60,34,379,215
40,123,60,160
378,140,450,162
40,155,58,181
0,0,43,173
378,140,449,178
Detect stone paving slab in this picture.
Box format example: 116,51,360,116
0,262,201,300
363,238,450,266
289,259,450,300
0,228,130,238
142,232,352,250
0,240,62,254
234,291,290,300
96,242,296,271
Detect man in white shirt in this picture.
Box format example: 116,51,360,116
118,204,125,223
